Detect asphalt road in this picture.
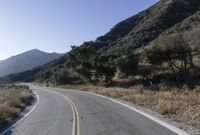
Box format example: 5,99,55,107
1,84,182,135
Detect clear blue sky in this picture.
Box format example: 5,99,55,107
0,0,158,60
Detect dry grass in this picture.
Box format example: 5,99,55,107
0,85,32,129
156,99,173,115
56,84,200,129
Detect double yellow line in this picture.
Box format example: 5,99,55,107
64,96,80,135
43,89,80,135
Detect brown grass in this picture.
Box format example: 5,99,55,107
55,84,200,129
0,85,32,129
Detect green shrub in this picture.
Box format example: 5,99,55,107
115,54,139,76
146,33,195,75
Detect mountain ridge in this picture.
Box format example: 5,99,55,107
95,0,200,55
2,0,200,84
0,49,62,77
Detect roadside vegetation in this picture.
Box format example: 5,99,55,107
37,26,200,132
3,1,200,133
37,26,200,87
53,84,200,130
39,30,200,131
0,85,32,129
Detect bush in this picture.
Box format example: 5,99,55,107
94,56,116,83
65,42,97,83
146,33,194,74
156,100,173,115
0,85,32,129
115,54,139,76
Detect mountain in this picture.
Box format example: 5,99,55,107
95,0,200,55
2,0,200,84
149,11,200,49
0,49,62,77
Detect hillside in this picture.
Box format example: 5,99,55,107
2,0,200,85
149,11,200,50
0,49,62,77
96,0,200,55
1,1,200,133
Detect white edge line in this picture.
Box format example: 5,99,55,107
55,88,189,135
88,92,189,135
0,91,40,135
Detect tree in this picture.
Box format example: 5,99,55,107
65,41,97,83
96,56,116,83
146,34,194,74
115,54,138,76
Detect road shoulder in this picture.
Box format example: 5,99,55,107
53,85,198,135
0,91,39,135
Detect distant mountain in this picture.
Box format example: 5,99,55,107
3,0,200,84
0,49,62,77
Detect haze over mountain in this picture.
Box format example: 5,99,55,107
0,49,62,77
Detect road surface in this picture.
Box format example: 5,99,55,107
1,84,182,135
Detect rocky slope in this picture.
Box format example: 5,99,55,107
96,0,200,55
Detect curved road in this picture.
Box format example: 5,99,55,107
1,84,185,135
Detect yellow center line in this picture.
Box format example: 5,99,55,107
64,96,80,135
42,89,80,135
